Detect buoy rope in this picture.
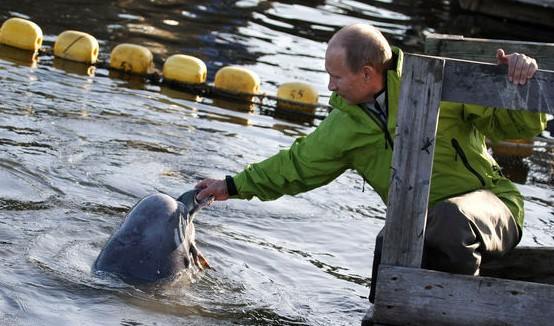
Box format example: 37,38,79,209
36,46,332,122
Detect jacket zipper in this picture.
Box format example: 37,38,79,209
451,138,486,187
362,106,394,150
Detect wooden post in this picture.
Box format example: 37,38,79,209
380,55,444,268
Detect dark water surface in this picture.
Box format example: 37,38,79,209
1,1,553,325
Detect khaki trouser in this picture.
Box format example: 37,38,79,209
369,189,520,303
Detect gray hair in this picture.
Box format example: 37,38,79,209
329,23,392,73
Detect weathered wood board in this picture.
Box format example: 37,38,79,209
425,34,554,71
381,55,444,268
441,57,554,114
481,246,554,284
375,264,554,326
458,0,554,28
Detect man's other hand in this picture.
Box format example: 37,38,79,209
496,48,538,85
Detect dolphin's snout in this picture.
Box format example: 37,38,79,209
194,194,214,210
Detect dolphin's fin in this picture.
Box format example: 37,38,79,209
190,243,213,271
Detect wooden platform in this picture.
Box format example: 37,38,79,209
370,50,554,325
458,0,554,28
425,34,554,71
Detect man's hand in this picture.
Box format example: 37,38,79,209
496,48,538,85
195,178,229,201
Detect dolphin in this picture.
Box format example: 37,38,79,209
93,190,211,284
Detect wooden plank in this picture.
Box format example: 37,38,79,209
374,265,554,326
516,0,554,7
481,246,554,284
457,0,554,27
380,55,444,268
459,0,554,10
425,33,554,71
440,57,554,114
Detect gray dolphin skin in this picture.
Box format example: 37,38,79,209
93,190,211,284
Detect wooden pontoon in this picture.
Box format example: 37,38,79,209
367,38,554,325
458,0,554,28
425,33,554,70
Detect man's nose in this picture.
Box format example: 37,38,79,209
328,78,337,91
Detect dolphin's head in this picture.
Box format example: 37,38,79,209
94,191,211,284
176,189,202,222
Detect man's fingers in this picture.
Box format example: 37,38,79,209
195,179,212,189
512,55,527,85
197,188,211,201
519,61,533,85
496,48,507,65
497,50,537,85
507,53,518,83
527,58,538,79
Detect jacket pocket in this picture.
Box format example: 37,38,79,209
451,138,486,187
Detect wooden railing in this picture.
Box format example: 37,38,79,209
374,54,554,326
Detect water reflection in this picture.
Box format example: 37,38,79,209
53,58,96,77
0,45,38,67
159,85,200,102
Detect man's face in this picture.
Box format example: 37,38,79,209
325,45,371,105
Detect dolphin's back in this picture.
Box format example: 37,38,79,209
94,193,188,284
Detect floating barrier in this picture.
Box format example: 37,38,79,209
277,82,319,113
54,30,99,64
163,54,206,84
0,17,43,52
214,66,260,95
109,43,153,75
0,16,331,122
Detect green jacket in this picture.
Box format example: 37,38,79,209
232,48,546,227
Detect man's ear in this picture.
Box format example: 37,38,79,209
362,65,375,82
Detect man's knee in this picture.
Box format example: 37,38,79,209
424,200,482,275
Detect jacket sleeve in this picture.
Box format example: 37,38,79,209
462,103,547,142
232,111,354,201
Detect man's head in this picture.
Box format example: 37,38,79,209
325,23,392,105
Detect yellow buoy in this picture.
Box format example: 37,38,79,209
109,43,153,75
163,54,207,84
214,66,260,94
54,30,99,64
0,17,43,51
277,82,319,113
491,139,534,158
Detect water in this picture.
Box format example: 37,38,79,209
0,1,553,325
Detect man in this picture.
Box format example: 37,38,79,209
195,23,546,310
